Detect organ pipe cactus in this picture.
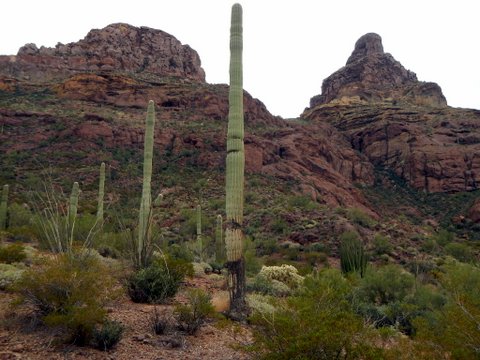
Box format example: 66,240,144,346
0,185,8,230
340,232,367,278
225,3,247,316
137,100,156,268
96,162,105,226
215,214,224,264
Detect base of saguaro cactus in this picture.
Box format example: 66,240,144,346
225,258,250,321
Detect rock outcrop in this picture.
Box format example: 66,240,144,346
0,24,376,212
303,33,480,193
309,33,447,108
0,23,205,82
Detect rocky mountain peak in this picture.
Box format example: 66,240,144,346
0,23,205,82
346,32,384,64
309,33,447,108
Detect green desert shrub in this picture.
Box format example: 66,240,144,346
149,306,172,335
127,255,193,304
372,234,392,256
174,288,215,335
8,225,38,242
304,251,328,266
255,238,279,256
8,203,33,228
347,208,376,228
91,320,124,351
0,243,27,264
15,253,118,345
414,261,480,359
444,242,475,263
351,264,443,335
0,263,25,290
433,229,455,247
168,243,195,263
248,269,383,359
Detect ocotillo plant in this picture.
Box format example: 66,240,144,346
215,214,224,264
196,204,203,262
96,162,105,227
0,185,8,230
225,3,247,316
67,182,80,249
137,100,156,268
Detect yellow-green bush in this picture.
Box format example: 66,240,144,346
414,261,480,359
0,243,27,264
0,263,25,290
257,264,304,289
248,269,384,359
15,253,119,345
174,288,215,335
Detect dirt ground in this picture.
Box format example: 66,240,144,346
0,275,253,360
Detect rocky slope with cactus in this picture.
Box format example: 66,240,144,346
0,23,374,215
0,24,479,251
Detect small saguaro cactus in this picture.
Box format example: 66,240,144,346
96,162,106,226
137,100,156,268
0,184,9,230
215,214,224,264
196,204,203,261
153,193,163,208
225,3,247,316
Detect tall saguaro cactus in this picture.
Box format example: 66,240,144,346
225,3,247,316
0,185,9,230
138,100,156,268
96,162,106,226
215,214,224,264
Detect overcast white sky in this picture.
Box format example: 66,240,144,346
1,0,478,118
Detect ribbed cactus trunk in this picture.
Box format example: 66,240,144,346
67,182,80,250
0,185,9,230
215,214,224,264
138,100,155,268
196,204,203,262
96,162,105,226
225,3,247,316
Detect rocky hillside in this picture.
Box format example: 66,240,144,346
0,25,479,249
0,23,205,82
303,33,480,196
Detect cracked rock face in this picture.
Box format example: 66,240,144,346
303,33,480,194
0,23,205,82
309,32,446,108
